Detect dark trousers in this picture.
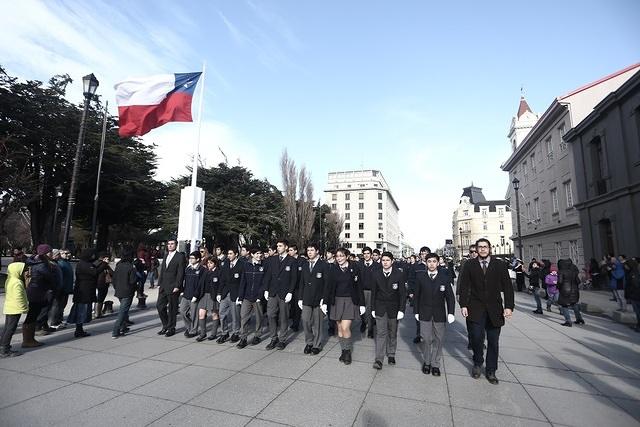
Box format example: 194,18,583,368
49,292,69,326
1,314,21,352
290,290,301,329
25,302,45,324
36,294,53,328
97,286,109,304
113,297,132,337
469,310,501,372
157,289,179,329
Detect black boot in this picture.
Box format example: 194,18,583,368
344,349,352,365
339,349,347,363
74,324,90,338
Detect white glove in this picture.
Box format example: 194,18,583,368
216,295,221,303
256,299,261,303
415,314,419,321
447,314,455,324
264,291,269,301
235,298,241,306
359,306,366,316
371,311,376,318
191,297,197,303
320,304,328,315
297,300,303,310
396,311,404,320
285,293,292,303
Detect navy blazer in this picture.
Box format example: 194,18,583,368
371,267,406,317
298,258,329,306
220,259,244,300
414,269,455,322
265,254,299,298
239,262,265,302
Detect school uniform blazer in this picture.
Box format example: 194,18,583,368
182,264,207,300
458,257,514,327
371,268,406,318
158,251,186,292
358,259,381,291
324,262,365,307
264,254,299,299
239,262,265,302
407,262,427,294
297,259,329,307
200,268,223,298
414,270,455,322
220,260,244,301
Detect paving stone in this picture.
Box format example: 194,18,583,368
0,371,69,409
611,397,640,423
525,384,639,426
259,381,364,427
244,351,318,379
507,364,598,393
452,406,551,426
369,363,449,405
105,337,187,358
0,383,121,427
81,358,185,392
578,372,640,400
134,365,234,403
190,372,292,417
149,404,251,426
57,332,146,352
447,374,546,420
300,358,376,391
552,352,638,377
60,393,180,426
0,346,91,372
30,351,138,382
354,393,453,426
443,355,517,383
150,341,228,363
246,418,295,426
498,347,567,370
196,347,269,371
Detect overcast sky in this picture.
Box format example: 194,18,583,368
2,0,639,250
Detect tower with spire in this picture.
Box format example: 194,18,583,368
507,93,539,152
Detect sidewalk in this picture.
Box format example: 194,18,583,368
0,284,639,426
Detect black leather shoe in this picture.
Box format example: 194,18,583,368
265,338,279,350
575,319,585,325
561,322,572,327
303,344,312,354
413,336,422,344
422,363,431,374
431,367,441,376
217,333,230,344
532,309,544,314
251,336,261,345
373,360,383,370
207,333,218,341
339,350,347,363
388,356,396,365
311,347,321,355
367,330,374,339
486,371,499,384
157,328,168,335
344,350,352,365
276,341,287,350
472,365,482,379
165,328,175,337
196,334,207,342
230,333,240,343
236,338,248,349
185,331,197,338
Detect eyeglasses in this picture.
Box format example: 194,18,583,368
477,246,489,250
469,251,477,254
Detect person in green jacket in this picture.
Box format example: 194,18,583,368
1,262,30,357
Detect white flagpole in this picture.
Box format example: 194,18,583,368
191,63,206,187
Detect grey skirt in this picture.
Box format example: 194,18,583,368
330,296,360,321
197,293,219,313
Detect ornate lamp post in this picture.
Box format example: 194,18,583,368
458,226,463,260
512,176,523,260
51,185,63,246
62,73,99,249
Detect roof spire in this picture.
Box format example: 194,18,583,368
517,89,533,119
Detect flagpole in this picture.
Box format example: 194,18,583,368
189,62,206,251
90,101,108,248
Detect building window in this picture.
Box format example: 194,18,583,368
345,203,350,210
551,189,559,214
358,233,364,239
344,233,350,239
358,203,364,210
483,222,488,231
378,222,383,230
378,192,383,200
463,210,469,216
331,194,337,201
358,213,364,220
526,202,531,222
345,223,350,230
559,123,567,152
530,154,536,174
499,221,504,230
378,233,383,239
357,243,365,249
498,208,504,217
481,208,488,217
358,192,364,200
345,193,350,201
344,213,350,220
569,240,578,263
358,223,364,230
378,213,383,220
546,136,554,163
523,161,528,182
555,242,562,260
343,242,352,248
534,198,540,220
376,243,382,249
564,181,574,208
331,203,337,210
591,136,607,195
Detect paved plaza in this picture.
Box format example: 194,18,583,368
0,285,639,427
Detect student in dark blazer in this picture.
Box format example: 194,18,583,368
371,252,406,369
297,243,329,355
408,246,431,344
264,239,298,350
217,248,244,343
459,238,514,384
287,244,304,332
156,239,186,337
414,253,455,376
358,246,380,338
237,248,266,348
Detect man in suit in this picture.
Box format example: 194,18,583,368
371,252,406,369
414,253,455,377
456,244,477,350
359,246,380,338
297,243,328,355
157,239,186,337
459,238,514,384
264,239,298,350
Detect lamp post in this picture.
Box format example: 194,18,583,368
90,101,108,248
62,73,99,249
512,177,523,260
51,185,63,246
458,226,463,261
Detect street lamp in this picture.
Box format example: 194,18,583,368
512,177,523,260
458,226,463,260
51,186,63,246
62,73,99,249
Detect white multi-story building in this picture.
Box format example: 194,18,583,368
452,185,513,259
324,170,401,255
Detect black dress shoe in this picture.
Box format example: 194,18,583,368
276,341,287,350
388,356,396,365
472,365,482,379
217,333,230,344
157,328,168,335
251,336,261,345
230,333,240,343
207,333,218,341
413,336,422,344
311,347,321,355
561,322,572,327
165,328,176,337
265,338,279,350
185,331,197,338
532,309,544,314
196,334,207,342
575,319,585,325
367,331,374,339
236,338,248,349
431,367,441,376
422,363,431,374
339,350,347,363
485,371,499,384
373,360,383,370
344,350,352,365
303,344,312,354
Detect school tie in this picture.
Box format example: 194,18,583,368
309,261,315,272
384,272,390,278
482,261,487,274
429,273,435,280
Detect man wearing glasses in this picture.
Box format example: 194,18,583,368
457,245,477,349
459,238,514,385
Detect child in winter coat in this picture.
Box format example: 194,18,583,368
545,266,559,312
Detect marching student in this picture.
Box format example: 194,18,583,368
218,248,243,343
237,248,266,348
407,246,430,344
297,243,329,355
414,253,455,377
264,239,298,350
287,244,303,332
324,248,336,337
180,251,206,338
371,252,406,369
359,247,380,338
195,256,223,342
323,247,365,365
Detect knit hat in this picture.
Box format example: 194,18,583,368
36,244,52,256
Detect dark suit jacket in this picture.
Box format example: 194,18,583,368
325,261,365,306
220,259,244,301
158,251,186,292
414,270,455,322
459,257,514,327
358,259,381,290
371,268,406,317
298,258,329,307
265,254,299,298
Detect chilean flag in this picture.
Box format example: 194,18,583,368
114,72,202,137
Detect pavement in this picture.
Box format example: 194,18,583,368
0,280,639,426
